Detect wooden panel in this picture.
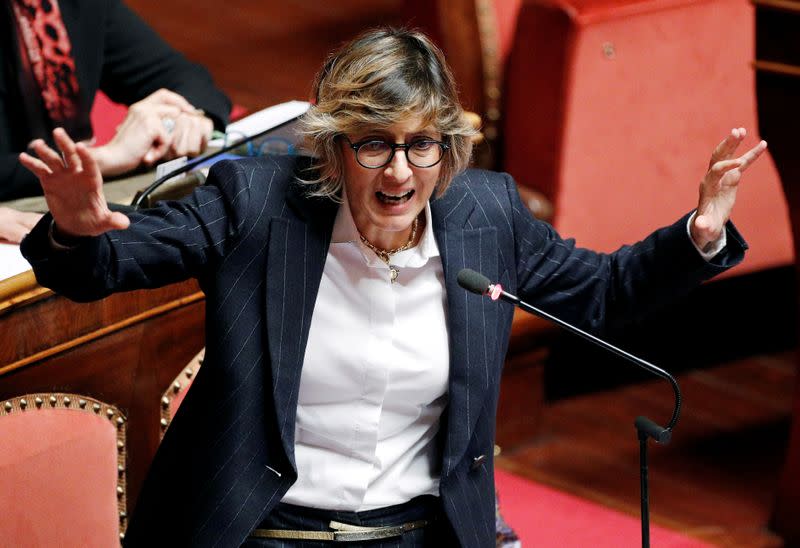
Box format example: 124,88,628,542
0,279,203,369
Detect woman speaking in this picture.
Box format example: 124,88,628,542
19,27,764,547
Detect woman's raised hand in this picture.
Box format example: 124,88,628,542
18,128,130,238
691,128,767,251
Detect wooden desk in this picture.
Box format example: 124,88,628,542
0,162,214,532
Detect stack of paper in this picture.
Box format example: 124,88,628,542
0,243,31,281
208,100,311,148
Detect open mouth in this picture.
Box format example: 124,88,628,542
376,189,415,204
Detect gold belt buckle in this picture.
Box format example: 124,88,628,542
250,518,429,542
330,521,406,541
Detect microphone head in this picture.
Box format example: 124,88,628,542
457,268,491,295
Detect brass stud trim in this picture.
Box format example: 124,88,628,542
160,348,204,438
0,392,128,536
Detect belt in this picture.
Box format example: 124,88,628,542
250,518,430,542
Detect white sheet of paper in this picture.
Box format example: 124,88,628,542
209,100,311,147
0,243,31,281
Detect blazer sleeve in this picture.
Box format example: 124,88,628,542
20,159,253,302
97,0,231,130
506,174,747,333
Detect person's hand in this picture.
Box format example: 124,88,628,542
691,128,768,251
90,88,202,177
168,110,214,158
18,128,130,238
0,206,42,244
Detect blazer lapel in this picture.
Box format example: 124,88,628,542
265,184,337,466
264,178,500,475
432,189,500,478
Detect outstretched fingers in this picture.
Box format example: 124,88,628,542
75,142,100,181
18,151,53,179
28,139,65,173
706,137,768,187
53,128,82,173
736,140,768,172
709,127,746,167
708,158,744,179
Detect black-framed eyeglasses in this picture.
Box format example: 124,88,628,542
344,136,450,169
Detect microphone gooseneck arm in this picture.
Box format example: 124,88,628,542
456,268,680,438
456,267,680,548
501,287,679,438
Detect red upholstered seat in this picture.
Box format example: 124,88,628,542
0,394,125,546
502,0,792,277
408,0,793,278
89,92,129,146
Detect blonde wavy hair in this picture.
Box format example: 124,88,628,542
298,27,476,200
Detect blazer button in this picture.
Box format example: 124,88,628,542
470,454,487,471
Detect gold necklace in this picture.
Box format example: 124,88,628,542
359,216,419,283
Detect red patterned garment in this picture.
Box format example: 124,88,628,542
11,0,80,123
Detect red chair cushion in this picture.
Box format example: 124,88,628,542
0,405,121,546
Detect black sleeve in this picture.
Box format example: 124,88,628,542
0,5,44,200
20,159,253,302
0,153,41,201
98,0,231,131
508,173,747,333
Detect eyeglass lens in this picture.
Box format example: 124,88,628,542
356,141,444,168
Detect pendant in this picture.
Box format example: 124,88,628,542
389,266,399,283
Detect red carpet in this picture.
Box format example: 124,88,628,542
495,468,711,548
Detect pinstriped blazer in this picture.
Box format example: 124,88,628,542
21,154,745,547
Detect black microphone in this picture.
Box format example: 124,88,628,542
457,267,678,441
